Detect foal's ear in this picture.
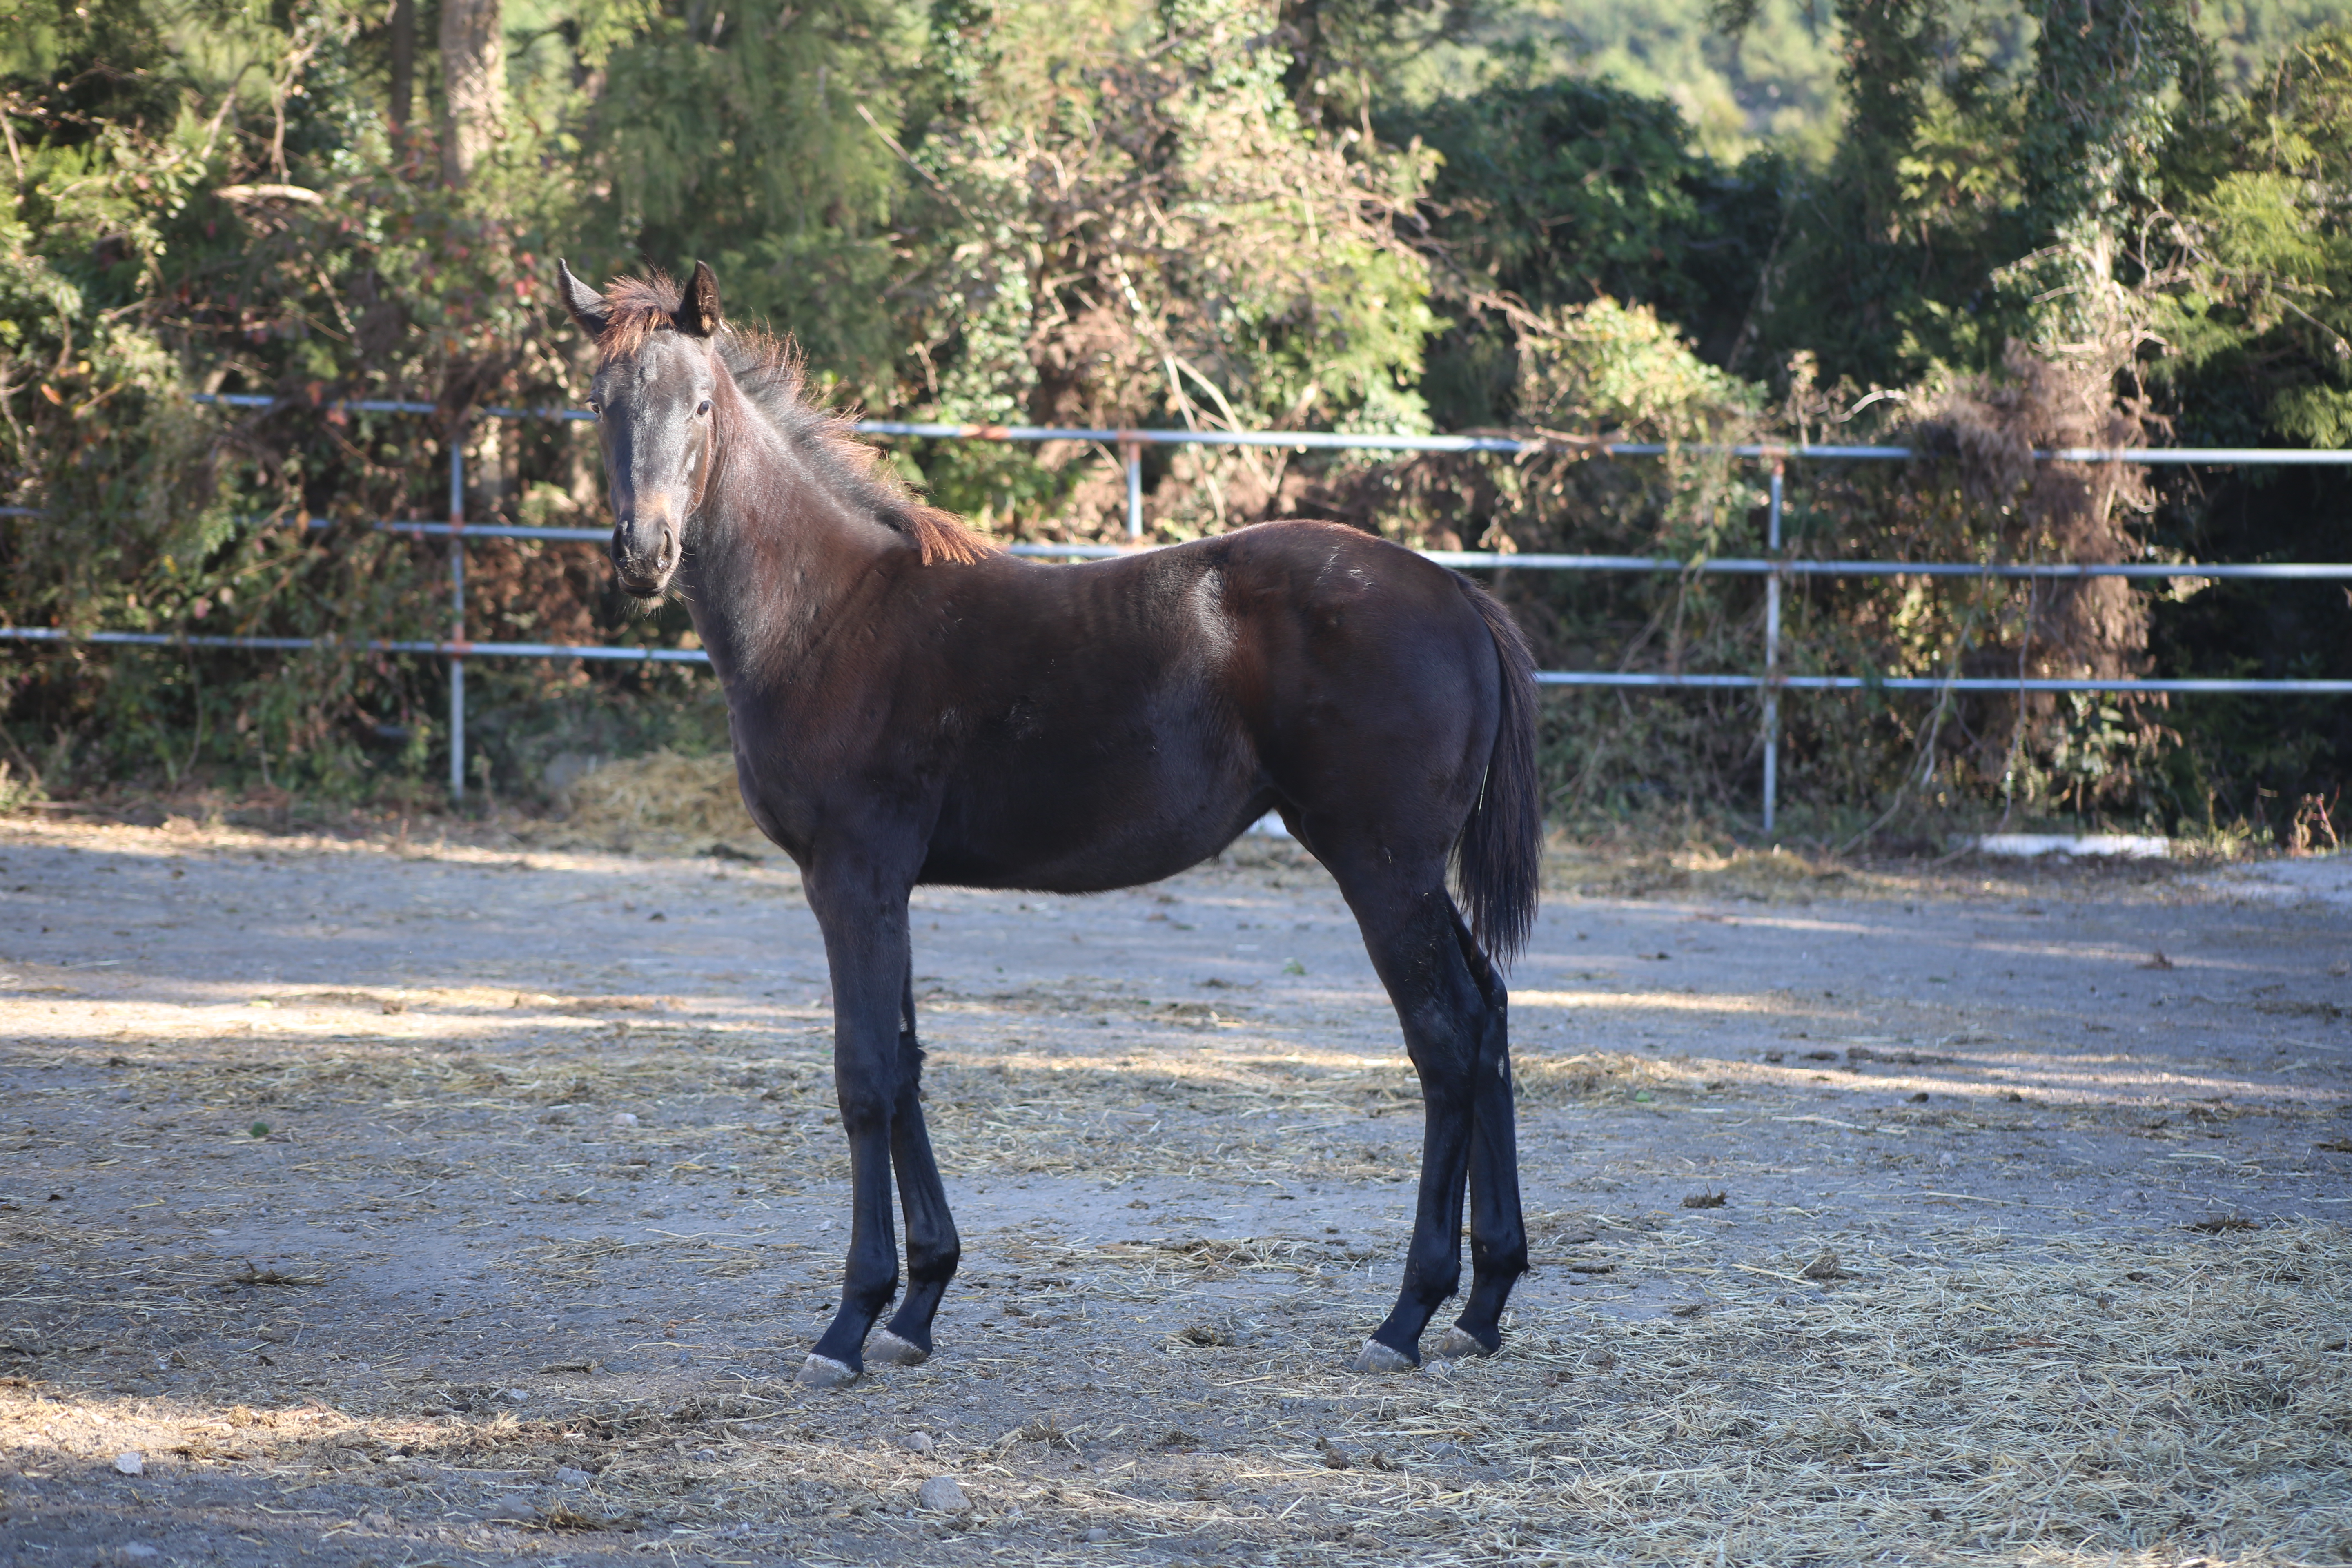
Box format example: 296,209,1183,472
557,260,610,337
677,260,722,339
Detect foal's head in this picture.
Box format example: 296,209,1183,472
559,260,725,599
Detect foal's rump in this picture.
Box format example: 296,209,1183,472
1211,525,1529,922
1158,521,1539,962
1214,524,1497,763
915,521,1530,920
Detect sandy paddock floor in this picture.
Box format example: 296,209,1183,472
0,815,2348,1567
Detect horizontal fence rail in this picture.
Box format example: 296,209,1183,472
6,390,2348,829
1010,542,2352,579
1529,670,2352,694
0,626,711,663
15,624,2341,693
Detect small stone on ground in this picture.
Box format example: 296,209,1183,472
918,1475,971,1513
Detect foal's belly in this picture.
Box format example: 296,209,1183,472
917,822,1258,894
918,751,1272,895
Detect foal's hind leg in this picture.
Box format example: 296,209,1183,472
869,966,960,1367
1340,879,1523,1371
1430,908,1526,1360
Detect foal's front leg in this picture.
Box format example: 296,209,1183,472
868,964,961,1366
798,870,916,1390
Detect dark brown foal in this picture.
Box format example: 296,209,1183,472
560,260,1541,1384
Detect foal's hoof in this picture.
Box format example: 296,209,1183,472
796,1354,860,1390
1350,1339,1419,1374
866,1330,931,1368
1431,1326,1498,1361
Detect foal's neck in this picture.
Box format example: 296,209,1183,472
679,381,909,690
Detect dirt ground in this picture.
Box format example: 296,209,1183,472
1,813,2347,1567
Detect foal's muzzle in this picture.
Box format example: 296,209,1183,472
612,517,679,597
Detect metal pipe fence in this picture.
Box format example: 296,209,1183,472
4,391,2348,831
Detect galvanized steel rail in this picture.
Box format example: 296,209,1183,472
5,391,2349,829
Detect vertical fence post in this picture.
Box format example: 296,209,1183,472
448,424,466,803
1763,459,1784,836
1122,440,1143,541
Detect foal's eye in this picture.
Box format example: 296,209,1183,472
697,399,712,417
585,400,601,417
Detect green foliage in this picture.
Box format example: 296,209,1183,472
2133,27,2352,824
1515,297,1762,437
2018,0,2198,245
1392,71,1784,408
582,0,920,385
1746,0,2036,383
2154,28,2352,442
0,0,598,796
1303,0,1847,160
2,0,2348,837
877,0,1443,533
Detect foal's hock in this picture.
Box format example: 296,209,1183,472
560,259,1542,1383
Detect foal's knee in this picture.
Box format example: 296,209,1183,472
907,1229,960,1287
1400,1013,1479,1086
1403,1234,1463,1303
833,1076,894,1133
1470,1219,1528,1280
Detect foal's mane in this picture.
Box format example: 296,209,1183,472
595,272,994,567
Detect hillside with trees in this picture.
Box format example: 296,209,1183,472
2,0,2347,844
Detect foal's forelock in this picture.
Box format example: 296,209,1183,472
592,273,696,363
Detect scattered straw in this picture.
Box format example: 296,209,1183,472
221,1262,322,1287
541,750,760,853
12,1221,2310,1563
2,814,2339,1564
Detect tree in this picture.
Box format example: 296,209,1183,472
2154,26,2352,445
873,0,1441,532
1389,74,1782,427
440,0,506,185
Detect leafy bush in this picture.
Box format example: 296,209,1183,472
1,0,2345,842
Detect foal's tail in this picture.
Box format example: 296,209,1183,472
1452,578,1543,967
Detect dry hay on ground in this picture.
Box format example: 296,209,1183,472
1541,831,2207,905
539,749,758,854
3,810,2340,1564
4,1222,2341,1563
1545,835,1863,902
